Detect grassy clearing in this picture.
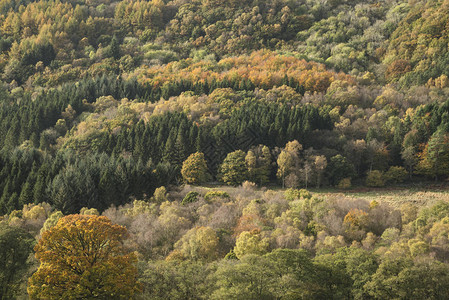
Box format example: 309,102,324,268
179,183,449,208
311,186,449,208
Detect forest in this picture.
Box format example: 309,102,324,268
1,0,449,298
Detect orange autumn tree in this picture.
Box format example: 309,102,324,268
28,215,140,300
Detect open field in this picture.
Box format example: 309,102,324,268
321,189,449,208
182,183,449,208
312,186,449,208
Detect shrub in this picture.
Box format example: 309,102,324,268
79,207,99,215
285,188,312,201
182,191,200,205
204,191,230,202
242,181,257,191
153,186,168,203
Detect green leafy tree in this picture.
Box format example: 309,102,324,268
265,249,318,299
245,150,257,183
314,155,327,188
173,226,219,261
210,255,276,300
140,260,210,300
259,146,272,185
152,186,168,203
0,224,34,300
384,166,407,184
277,150,293,188
181,152,210,184
219,150,248,186
315,247,377,299
327,155,356,186
366,170,385,187
416,130,449,180
246,146,271,186
181,191,200,205
110,36,120,60
401,146,418,179
40,210,63,235
234,230,269,259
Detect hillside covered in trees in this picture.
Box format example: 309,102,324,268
0,0,448,215
2,187,449,299
1,0,449,298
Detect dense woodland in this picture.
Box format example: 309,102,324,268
3,187,449,299
1,0,449,298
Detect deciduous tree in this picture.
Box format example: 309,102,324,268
181,152,210,184
277,150,293,188
416,130,449,180
219,150,248,186
0,224,34,300
28,215,140,299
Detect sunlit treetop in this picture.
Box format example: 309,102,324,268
28,214,140,300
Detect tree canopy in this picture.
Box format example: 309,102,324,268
28,215,140,299
0,224,34,300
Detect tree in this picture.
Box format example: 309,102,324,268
210,255,276,300
366,170,385,187
343,139,366,176
285,140,303,162
327,155,355,186
140,260,210,300
365,257,449,299
18,180,33,207
277,150,293,188
316,247,378,299
28,215,140,299
110,36,120,60
219,150,248,186
181,152,210,184
173,226,219,261
285,140,303,182
265,249,318,298
245,146,271,186
302,150,315,189
259,146,272,185
245,150,257,182
384,166,407,184
343,209,369,241
401,146,418,179
416,130,449,180
366,139,387,172
152,186,168,203
0,224,34,300
314,155,327,188
234,230,269,259
40,210,63,235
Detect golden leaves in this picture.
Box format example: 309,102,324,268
28,214,140,300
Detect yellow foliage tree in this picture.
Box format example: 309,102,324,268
173,226,219,261
234,230,269,259
181,152,210,184
276,150,293,188
28,215,140,299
